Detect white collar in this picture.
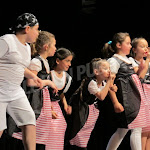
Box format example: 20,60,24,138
114,54,131,64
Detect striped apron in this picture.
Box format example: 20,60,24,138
70,104,99,148
128,74,148,129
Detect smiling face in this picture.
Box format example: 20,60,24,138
56,55,73,71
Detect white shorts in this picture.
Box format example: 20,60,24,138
0,96,36,131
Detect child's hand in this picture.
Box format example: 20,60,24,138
52,111,58,119
66,105,72,115
107,72,116,88
51,105,58,119
113,102,124,113
147,51,150,61
64,105,72,115
33,76,43,89
49,80,58,94
110,84,118,92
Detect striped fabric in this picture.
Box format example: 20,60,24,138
70,104,99,148
141,83,150,133
13,87,67,150
44,101,67,150
13,87,52,147
128,74,148,129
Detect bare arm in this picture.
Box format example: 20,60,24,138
109,90,124,113
108,72,124,113
60,93,72,114
95,79,111,101
138,58,150,79
24,68,38,79
24,68,43,89
95,72,116,101
27,70,58,93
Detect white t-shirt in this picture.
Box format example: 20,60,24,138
88,80,106,95
0,34,31,101
107,54,138,74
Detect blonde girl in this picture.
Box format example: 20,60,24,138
130,37,150,150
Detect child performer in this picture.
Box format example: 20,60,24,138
102,32,148,150
46,47,74,150
69,58,117,150
129,37,150,150
0,13,43,150
12,31,58,150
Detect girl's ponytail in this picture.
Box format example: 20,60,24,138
101,42,114,59
30,42,38,58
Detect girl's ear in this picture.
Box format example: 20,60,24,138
94,69,99,76
56,58,60,65
43,44,49,51
132,48,136,53
116,42,122,49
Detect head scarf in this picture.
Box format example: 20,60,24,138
9,13,39,32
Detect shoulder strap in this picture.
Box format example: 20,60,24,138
112,56,123,65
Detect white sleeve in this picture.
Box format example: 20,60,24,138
0,39,9,58
107,57,120,74
128,57,138,67
63,75,72,93
28,58,42,72
88,80,101,95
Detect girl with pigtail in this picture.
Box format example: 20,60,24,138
102,32,149,150
68,58,117,150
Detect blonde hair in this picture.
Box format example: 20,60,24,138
31,31,55,57
90,58,108,72
130,37,147,57
132,37,146,48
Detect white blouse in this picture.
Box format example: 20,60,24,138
108,54,138,74
51,70,72,93
28,56,50,73
88,80,106,95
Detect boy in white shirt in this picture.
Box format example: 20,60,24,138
0,13,42,150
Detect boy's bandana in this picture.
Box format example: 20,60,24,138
15,13,39,29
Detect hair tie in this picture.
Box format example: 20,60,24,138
108,41,112,45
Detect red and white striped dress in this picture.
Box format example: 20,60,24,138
13,86,67,150
70,104,99,148
46,100,67,150
12,87,51,149
128,74,148,129
141,83,150,133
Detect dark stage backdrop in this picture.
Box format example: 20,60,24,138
0,0,150,149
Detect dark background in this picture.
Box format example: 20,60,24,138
0,0,150,149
